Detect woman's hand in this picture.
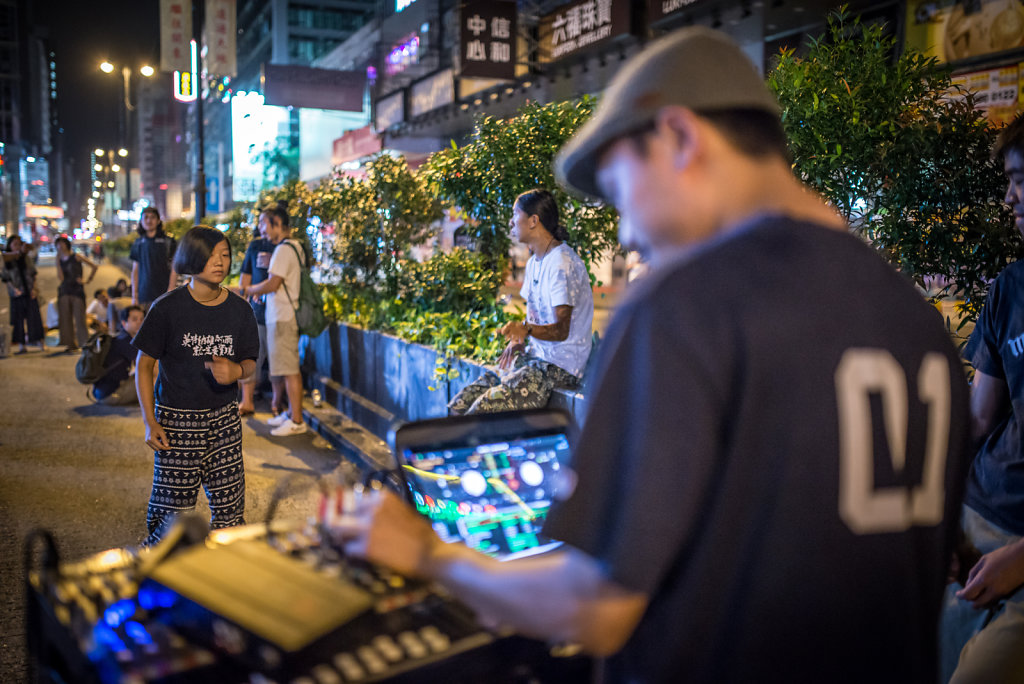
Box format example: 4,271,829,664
204,355,242,385
144,421,170,451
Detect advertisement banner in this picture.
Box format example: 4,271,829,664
906,0,1024,64
459,0,517,80
205,0,237,77
263,64,366,111
539,0,631,63
949,65,1021,126
411,69,455,117
160,0,193,73
648,0,706,24
332,126,383,166
375,91,405,131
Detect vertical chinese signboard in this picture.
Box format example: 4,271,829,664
160,0,193,73
539,0,630,62
459,0,517,80
205,0,237,77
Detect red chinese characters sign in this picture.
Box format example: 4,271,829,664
205,0,236,77
160,0,192,73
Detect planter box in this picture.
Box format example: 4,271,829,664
303,322,585,441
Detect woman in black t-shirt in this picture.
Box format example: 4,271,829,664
133,226,259,546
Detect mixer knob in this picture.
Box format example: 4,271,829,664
370,635,403,662
356,645,387,675
397,631,429,659
332,652,365,681
311,663,343,684
418,625,451,653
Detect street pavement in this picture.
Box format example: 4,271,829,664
0,254,346,683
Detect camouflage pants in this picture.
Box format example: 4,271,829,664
448,354,578,415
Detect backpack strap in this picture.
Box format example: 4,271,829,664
280,240,305,311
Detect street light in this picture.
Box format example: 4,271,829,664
100,61,114,74
118,148,128,157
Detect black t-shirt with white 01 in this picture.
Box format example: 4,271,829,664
132,287,259,410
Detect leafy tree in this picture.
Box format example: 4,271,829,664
421,96,620,278
768,9,1020,322
258,136,300,189
314,154,442,297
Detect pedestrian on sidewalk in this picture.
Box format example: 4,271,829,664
448,188,594,414
55,236,97,353
241,201,309,437
235,212,275,417
133,226,259,546
2,235,45,353
130,207,178,309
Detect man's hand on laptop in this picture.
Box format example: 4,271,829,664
323,488,442,580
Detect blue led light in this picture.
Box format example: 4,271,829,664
125,621,154,646
103,599,135,628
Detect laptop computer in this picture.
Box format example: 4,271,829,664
389,409,576,561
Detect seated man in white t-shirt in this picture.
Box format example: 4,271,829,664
86,288,110,333
449,189,594,415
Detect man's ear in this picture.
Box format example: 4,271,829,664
656,105,700,171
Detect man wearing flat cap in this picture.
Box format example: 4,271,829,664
327,27,970,682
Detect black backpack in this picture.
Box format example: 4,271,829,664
75,333,113,384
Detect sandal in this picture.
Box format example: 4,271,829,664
238,407,255,417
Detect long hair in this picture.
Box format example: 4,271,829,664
514,189,569,242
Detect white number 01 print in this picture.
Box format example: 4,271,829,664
834,349,950,534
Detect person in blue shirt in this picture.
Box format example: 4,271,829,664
91,305,145,405
941,112,1024,684
129,207,178,308
236,217,275,416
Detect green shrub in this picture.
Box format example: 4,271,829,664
421,97,620,280
768,9,1020,323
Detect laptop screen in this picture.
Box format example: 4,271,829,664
391,410,574,560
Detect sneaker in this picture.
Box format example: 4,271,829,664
270,419,307,437
266,412,292,427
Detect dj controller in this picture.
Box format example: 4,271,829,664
25,518,591,684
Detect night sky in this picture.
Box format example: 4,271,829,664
35,0,161,210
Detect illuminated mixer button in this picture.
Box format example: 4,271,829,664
332,652,366,681
397,631,429,659
356,645,388,674
371,635,403,662
311,664,343,684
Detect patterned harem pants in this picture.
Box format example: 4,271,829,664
143,401,246,546
448,354,578,415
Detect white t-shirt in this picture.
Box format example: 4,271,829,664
266,239,303,324
520,243,594,378
86,298,108,324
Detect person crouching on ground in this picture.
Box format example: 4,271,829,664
448,188,594,414
132,226,259,546
91,305,145,405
